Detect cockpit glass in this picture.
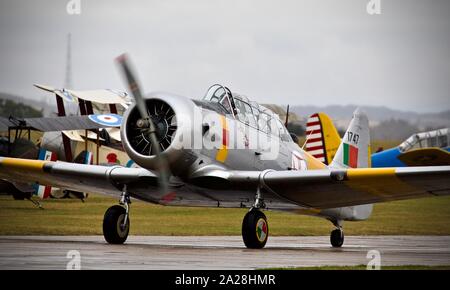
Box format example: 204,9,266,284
399,129,449,152
399,135,419,152
233,97,258,128
203,85,292,138
429,136,437,147
257,112,271,134
203,84,233,114
438,135,448,148
276,119,292,142
219,96,232,113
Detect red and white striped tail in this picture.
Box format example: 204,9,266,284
305,113,326,163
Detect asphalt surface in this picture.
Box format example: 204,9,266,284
0,235,449,269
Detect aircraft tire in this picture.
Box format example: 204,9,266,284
103,205,129,244
330,228,344,247
242,209,268,249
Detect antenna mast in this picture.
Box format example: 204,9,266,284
64,33,72,89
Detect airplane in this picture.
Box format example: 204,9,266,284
303,112,450,167
0,54,448,249
0,85,136,203
0,113,125,202
371,128,450,167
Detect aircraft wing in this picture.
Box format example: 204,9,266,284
0,157,158,197
0,115,122,133
398,148,450,166
192,166,450,209
1,157,449,209
34,84,129,106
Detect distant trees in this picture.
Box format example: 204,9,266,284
371,119,420,141
0,99,43,118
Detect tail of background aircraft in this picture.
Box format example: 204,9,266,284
33,148,57,199
74,150,94,165
330,108,371,169
305,113,341,165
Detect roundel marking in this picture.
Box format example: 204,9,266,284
256,218,268,242
88,114,122,127
58,89,76,102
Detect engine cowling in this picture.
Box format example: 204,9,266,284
120,92,196,171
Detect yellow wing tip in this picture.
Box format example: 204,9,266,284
346,168,396,178
0,157,48,171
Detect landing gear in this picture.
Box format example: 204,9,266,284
103,188,131,244
242,209,268,249
330,228,344,248
242,175,269,249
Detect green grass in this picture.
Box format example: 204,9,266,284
264,265,450,270
1,194,450,236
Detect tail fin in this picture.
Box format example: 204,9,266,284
305,113,341,165
330,108,371,169
33,148,57,199
74,150,94,165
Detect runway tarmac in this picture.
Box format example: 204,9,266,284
1,235,449,269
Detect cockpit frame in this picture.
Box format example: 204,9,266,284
399,128,449,152
203,84,236,116
202,84,292,142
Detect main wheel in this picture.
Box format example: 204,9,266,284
103,205,129,244
242,209,268,249
330,228,344,247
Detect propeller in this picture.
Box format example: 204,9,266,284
116,53,170,195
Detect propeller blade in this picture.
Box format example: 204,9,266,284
115,54,149,119
116,53,170,195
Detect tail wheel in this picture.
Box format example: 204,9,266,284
103,205,129,244
330,228,344,247
242,209,268,249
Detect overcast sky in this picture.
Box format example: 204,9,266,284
0,0,449,112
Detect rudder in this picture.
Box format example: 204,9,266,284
330,108,371,169
305,112,341,165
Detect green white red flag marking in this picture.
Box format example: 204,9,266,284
343,143,358,168
256,219,267,242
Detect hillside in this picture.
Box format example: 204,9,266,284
0,92,49,117
290,104,450,130
0,98,43,118
262,104,300,123
267,104,449,141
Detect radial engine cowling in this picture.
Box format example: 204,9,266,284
121,92,196,171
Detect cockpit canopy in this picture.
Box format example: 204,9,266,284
399,128,449,152
202,84,291,141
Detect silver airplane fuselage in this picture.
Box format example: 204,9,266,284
120,90,372,223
